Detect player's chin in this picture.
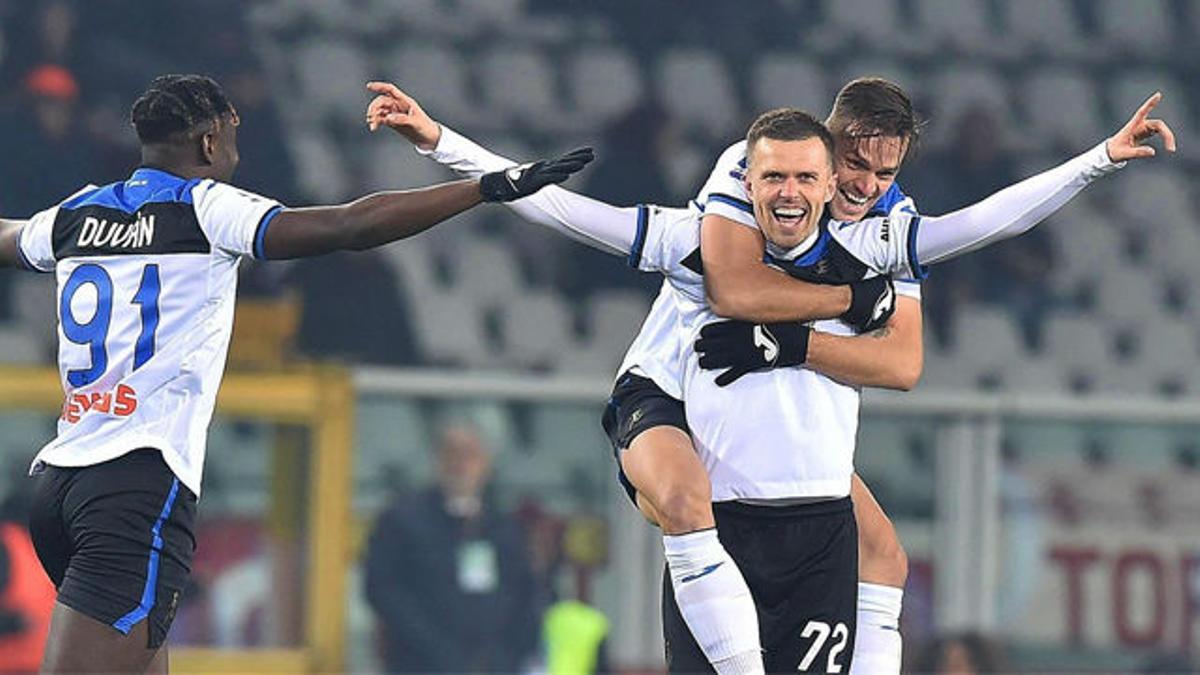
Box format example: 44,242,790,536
830,196,869,222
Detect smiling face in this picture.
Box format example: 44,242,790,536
829,132,908,222
745,136,837,250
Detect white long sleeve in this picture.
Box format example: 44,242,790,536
417,125,640,258
916,141,1124,265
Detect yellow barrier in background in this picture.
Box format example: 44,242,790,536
0,365,354,673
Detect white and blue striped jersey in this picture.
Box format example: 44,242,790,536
18,167,282,495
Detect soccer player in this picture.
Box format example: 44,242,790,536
0,73,592,673
368,83,1173,672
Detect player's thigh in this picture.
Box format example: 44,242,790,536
851,473,908,587
601,373,712,532
621,426,711,522
41,601,161,673
717,500,858,673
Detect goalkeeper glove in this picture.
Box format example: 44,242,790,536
695,320,810,387
479,147,594,202
842,276,896,334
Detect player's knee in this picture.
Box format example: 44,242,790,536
860,526,909,587
654,482,713,534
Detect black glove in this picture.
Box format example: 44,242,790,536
479,147,595,202
842,276,896,334
696,320,810,387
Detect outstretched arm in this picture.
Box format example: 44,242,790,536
367,83,891,330
912,92,1175,267
259,145,591,260
261,179,482,259
367,81,636,257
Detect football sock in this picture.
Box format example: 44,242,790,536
663,529,764,674
850,582,904,674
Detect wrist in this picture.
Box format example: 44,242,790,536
415,122,442,152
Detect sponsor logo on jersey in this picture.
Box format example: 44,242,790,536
879,217,891,242
61,383,138,423
77,213,156,249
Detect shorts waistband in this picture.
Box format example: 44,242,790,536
713,496,852,519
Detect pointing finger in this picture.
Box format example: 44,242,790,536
1131,91,1162,125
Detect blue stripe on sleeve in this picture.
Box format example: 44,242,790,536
906,216,930,280
112,477,181,635
706,193,753,214
253,206,283,260
627,205,649,268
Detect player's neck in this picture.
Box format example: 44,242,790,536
139,147,215,181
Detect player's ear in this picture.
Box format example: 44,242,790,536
199,118,223,165
823,169,837,204
199,127,217,166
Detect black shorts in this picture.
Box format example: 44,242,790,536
663,498,858,674
600,372,689,505
29,448,197,649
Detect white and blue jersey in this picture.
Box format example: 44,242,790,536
614,139,925,500
618,139,923,403
18,167,282,495
625,200,924,500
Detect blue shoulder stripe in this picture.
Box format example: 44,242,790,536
253,206,283,260
906,216,930,280
627,205,649,268
707,193,753,214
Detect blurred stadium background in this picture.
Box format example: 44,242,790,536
0,0,1198,672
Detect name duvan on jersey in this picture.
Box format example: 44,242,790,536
77,213,155,249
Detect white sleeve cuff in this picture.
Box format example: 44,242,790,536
1082,140,1126,179
414,125,515,176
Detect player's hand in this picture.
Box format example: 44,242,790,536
1106,92,1177,162
842,276,895,334
479,148,595,202
695,320,810,387
365,81,442,150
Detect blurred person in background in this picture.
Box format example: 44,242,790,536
562,101,679,300
363,425,541,673
0,467,55,673
0,64,96,216
285,248,422,366
909,105,1055,345
910,631,1007,674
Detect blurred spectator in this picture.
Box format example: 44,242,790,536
554,101,679,300
909,105,1056,346
222,65,300,205
0,470,55,672
285,250,422,366
363,425,541,672
911,631,1007,673
0,64,97,216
